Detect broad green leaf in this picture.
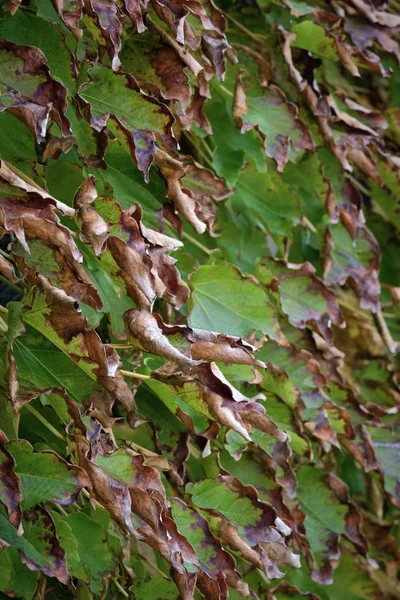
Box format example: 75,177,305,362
51,511,87,581
368,426,400,503
0,546,38,600
0,113,36,174
296,467,347,576
287,554,381,600
0,505,69,584
66,512,114,595
239,85,313,171
204,86,266,187
133,576,181,599
0,10,76,92
79,65,174,176
189,263,278,339
292,21,340,62
6,440,87,508
187,475,276,546
171,497,235,577
230,164,299,240
12,325,97,403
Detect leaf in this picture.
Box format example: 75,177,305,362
79,65,175,178
124,309,265,367
6,439,89,509
323,222,381,312
0,113,36,175
0,435,22,528
0,40,68,140
187,475,280,547
230,164,300,241
170,498,235,598
10,325,97,405
0,10,76,92
0,505,70,584
66,512,114,594
121,30,191,107
0,546,39,600
295,466,366,583
188,264,279,340
21,277,134,410
51,511,87,581
233,77,314,172
263,260,345,342
132,576,181,600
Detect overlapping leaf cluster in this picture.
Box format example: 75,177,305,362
0,0,399,597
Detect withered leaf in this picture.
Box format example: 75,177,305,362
0,41,69,141
21,276,135,411
233,74,314,172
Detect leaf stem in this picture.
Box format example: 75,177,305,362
0,305,8,314
109,344,131,349
219,85,234,98
221,10,268,42
120,370,151,380
345,174,371,196
0,275,23,294
24,403,66,442
182,231,214,255
0,248,13,260
137,553,169,579
111,576,129,598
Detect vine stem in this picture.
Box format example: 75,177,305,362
120,370,151,380
111,576,129,598
182,231,214,255
0,275,23,294
24,403,65,442
0,248,13,260
220,10,268,42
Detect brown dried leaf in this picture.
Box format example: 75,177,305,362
74,177,109,256
22,276,135,411
0,41,69,141
0,432,22,529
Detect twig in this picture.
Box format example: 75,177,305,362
111,576,129,598
120,370,151,380
136,553,170,579
0,248,13,260
24,403,66,442
219,84,234,98
182,231,214,255
109,344,131,349
0,275,23,294
220,10,268,42
374,310,398,355
345,174,371,196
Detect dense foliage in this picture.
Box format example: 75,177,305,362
0,0,399,597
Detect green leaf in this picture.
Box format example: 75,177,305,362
0,10,76,92
189,263,278,339
51,511,87,581
79,65,175,177
239,85,313,171
0,505,69,584
6,440,87,509
12,325,97,403
0,546,38,600
187,475,276,546
230,164,299,240
292,21,340,62
132,576,180,599
66,512,114,595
